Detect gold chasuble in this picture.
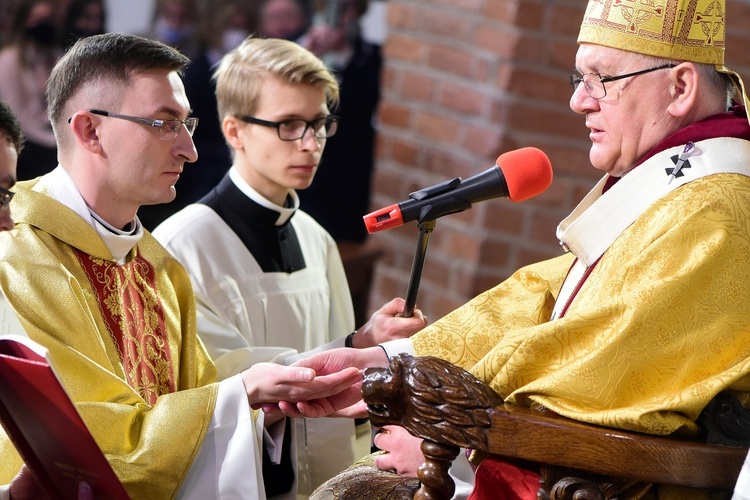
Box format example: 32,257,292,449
412,140,750,437
0,179,218,498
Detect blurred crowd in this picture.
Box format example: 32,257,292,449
0,0,383,240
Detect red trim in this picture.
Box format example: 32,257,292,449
74,250,176,403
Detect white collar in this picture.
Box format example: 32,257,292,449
34,166,143,263
228,166,299,226
557,137,750,267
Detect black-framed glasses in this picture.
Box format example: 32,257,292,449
0,186,14,211
83,109,198,140
239,115,340,141
569,64,676,99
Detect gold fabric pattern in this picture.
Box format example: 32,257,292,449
578,0,725,64
412,173,750,437
74,249,176,404
0,179,219,498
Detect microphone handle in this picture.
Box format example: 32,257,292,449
402,220,436,318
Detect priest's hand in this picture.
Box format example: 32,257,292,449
292,346,388,375
276,384,366,419
241,362,360,412
372,425,424,477
10,465,93,499
351,298,427,348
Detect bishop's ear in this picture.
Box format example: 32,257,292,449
667,62,699,119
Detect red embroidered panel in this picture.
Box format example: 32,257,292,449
74,249,176,404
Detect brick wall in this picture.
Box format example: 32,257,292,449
367,0,750,322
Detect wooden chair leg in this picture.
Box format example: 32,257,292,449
414,439,460,500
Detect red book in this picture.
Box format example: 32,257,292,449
0,335,130,499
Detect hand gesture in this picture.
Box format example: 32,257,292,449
373,425,425,477
292,346,387,375
351,298,427,348
241,362,360,415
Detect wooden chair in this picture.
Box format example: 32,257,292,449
361,354,750,500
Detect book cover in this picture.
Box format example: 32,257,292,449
0,335,130,499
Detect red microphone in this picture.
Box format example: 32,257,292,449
364,147,553,233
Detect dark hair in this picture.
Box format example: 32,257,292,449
0,101,25,153
46,32,190,127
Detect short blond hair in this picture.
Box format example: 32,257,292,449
213,37,339,121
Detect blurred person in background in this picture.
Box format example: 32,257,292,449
143,0,200,59
0,0,62,181
61,0,106,49
259,0,313,42
297,0,381,243
138,0,257,229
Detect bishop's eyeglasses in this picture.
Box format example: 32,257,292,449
569,63,676,99
70,110,199,141
239,115,340,141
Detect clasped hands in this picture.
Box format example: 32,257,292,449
250,298,426,419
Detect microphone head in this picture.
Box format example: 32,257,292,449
496,147,553,202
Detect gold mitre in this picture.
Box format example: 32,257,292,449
578,0,749,112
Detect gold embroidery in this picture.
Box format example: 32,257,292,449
75,250,176,403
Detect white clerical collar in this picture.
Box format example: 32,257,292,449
228,166,299,226
556,137,750,267
34,166,143,263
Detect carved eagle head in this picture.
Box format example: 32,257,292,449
362,353,504,448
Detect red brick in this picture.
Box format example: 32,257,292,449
547,145,600,179
427,44,489,80
380,66,398,93
530,211,564,246
514,34,550,64
515,0,546,30
428,0,483,11
438,82,487,115
429,295,465,323
401,71,436,102
474,24,520,58
383,34,427,63
483,1,519,25
424,149,476,179
462,124,503,158
378,102,412,128
387,3,420,31
390,138,422,168
548,3,586,36
506,103,582,138
440,230,483,262
419,9,473,40
484,203,524,234
472,271,508,297
413,111,461,143
371,169,404,199
421,256,453,290
549,41,580,71
477,239,513,268
508,68,574,104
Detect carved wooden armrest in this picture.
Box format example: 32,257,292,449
362,354,750,500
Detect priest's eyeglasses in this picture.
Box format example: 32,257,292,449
83,110,199,140
569,64,676,99
239,115,340,141
0,186,14,211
